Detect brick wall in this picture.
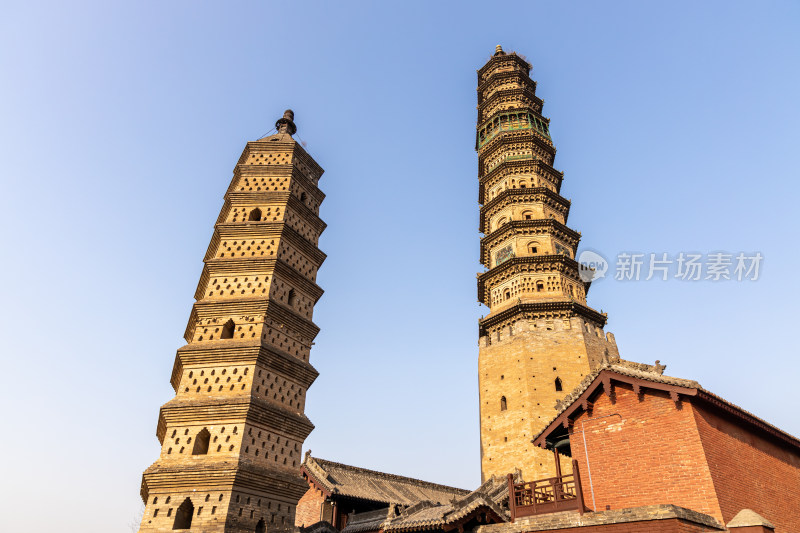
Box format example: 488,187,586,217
480,316,614,481
693,404,800,533
295,485,325,527
568,384,724,522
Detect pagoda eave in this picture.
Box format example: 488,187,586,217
171,342,319,392
184,298,321,343
478,301,607,335
141,461,308,502
157,395,315,444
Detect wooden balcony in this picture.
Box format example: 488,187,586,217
507,459,590,520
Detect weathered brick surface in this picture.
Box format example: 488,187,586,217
479,317,618,481
295,486,326,527
692,405,800,533
563,382,800,532
567,385,723,521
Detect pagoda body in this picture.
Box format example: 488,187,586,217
139,111,326,533
476,48,619,482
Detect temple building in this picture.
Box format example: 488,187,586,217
138,110,327,532
296,455,472,529
296,454,511,533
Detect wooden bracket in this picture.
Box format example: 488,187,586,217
633,383,644,401
602,375,615,403
670,390,681,406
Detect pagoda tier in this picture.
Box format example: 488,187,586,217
477,255,591,308
479,159,563,203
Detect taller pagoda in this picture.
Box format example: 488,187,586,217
476,47,620,482
138,111,327,532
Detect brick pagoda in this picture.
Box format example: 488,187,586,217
138,110,327,532
476,46,619,482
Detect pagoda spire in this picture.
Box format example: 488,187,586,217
276,109,297,135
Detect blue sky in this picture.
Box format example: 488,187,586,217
1,2,799,531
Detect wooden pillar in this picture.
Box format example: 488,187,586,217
554,448,562,478
507,473,516,522
572,459,587,515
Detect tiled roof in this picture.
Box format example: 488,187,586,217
384,490,507,532
302,454,469,506
341,475,513,533
343,507,397,533
299,521,340,533
532,358,800,450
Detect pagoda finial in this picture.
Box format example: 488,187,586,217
494,44,505,56
276,109,297,136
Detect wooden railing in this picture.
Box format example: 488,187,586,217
507,459,589,520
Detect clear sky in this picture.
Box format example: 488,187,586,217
1,2,798,531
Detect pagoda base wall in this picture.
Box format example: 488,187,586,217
479,316,618,482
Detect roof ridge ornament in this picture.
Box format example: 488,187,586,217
494,45,505,56
276,109,297,136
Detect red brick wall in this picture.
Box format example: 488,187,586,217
568,384,723,522
693,404,800,533
295,485,325,527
